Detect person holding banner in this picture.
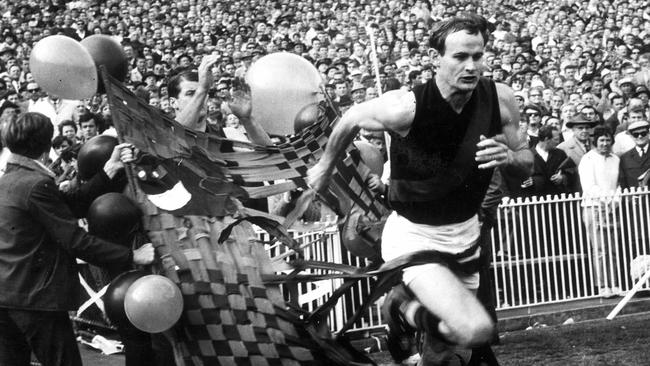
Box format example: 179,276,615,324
0,112,155,366
308,13,532,364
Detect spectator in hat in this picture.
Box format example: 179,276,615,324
350,81,366,105
558,113,599,192
618,77,636,100
613,107,647,156
619,120,650,189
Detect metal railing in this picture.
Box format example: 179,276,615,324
491,187,650,309
260,187,650,333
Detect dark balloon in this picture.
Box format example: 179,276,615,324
81,35,129,93
77,135,118,181
103,270,147,328
87,193,141,245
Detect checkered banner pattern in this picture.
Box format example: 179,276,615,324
103,70,386,221
101,69,381,365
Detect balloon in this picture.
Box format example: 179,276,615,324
124,275,184,333
353,140,384,176
29,35,97,100
294,102,319,133
246,52,322,136
103,270,147,328
87,193,141,245
81,35,129,93
77,135,118,181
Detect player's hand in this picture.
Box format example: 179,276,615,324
367,173,386,195
132,243,155,265
476,134,511,169
520,177,533,188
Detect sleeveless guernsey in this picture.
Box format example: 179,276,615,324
388,77,502,225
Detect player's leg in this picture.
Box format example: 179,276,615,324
407,263,494,347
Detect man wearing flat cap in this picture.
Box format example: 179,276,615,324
557,114,599,192
619,120,650,189
618,77,636,100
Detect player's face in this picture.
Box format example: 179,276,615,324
437,30,484,94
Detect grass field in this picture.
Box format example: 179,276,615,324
369,312,650,365
77,311,650,365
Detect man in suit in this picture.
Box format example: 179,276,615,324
619,120,650,189
557,114,598,192
527,125,576,196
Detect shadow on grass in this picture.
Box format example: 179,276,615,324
369,312,650,365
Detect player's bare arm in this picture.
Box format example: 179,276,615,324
475,82,533,176
308,89,415,192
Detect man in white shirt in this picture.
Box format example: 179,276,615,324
28,93,79,132
579,126,620,298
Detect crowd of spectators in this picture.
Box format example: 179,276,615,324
0,0,648,193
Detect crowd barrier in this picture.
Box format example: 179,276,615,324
260,187,650,334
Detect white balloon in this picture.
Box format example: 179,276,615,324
246,52,322,136
30,35,98,100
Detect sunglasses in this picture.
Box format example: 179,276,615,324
631,131,649,138
27,88,40,92
527,112,540,117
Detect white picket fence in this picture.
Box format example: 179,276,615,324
491,187,650,309
260,187,650,334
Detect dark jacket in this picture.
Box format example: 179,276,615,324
529,147,576,197
619,147,650,190
0,154,132,311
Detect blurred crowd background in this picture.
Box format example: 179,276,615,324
0,0,648,196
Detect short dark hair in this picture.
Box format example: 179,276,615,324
428,13,490,55
78,112,97,125
167,69,198,99
538,125,558,141
2,112,54,158
58,119,77,135
593,125,613,141
51,135,72,149
0,101,19,116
